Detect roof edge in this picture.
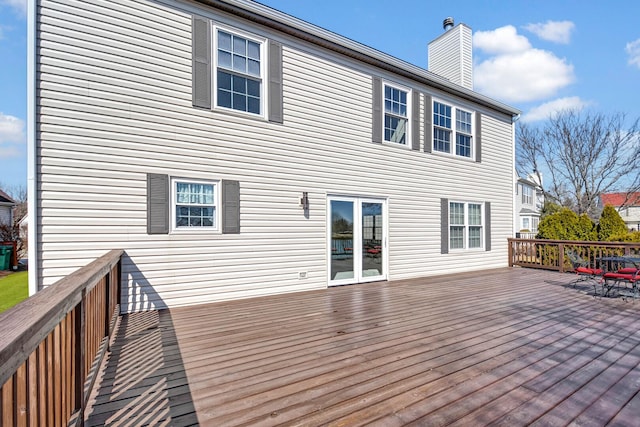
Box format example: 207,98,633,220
194,0,520,116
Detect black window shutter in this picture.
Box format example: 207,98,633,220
147,173,169,234
411,91,420,151
475,112,482,162
424,95,433,153
192,15,211,109
372,77,382,143
268,40,283,123
485,201,491,251
441,198,449,254
222,180,240,234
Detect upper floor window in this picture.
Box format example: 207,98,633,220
215,29,264,115
433,101,474,158
384,83,409,145
173,179,218,230
522,185,533,205
449,201,483,250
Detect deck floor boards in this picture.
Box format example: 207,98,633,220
85,268,640,426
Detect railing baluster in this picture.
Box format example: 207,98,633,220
508,239,640,272
16,362,27,426
78,288,86,427
2,376,13,425
0,250,122,427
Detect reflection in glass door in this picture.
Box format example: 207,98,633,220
361,201,384,278
330,200,355,282
329,197,386,286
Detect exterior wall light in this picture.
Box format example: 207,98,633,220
300,192,309,210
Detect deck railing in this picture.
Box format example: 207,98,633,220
0,249,123,427
508,238,640,272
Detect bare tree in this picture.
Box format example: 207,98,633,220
517,109,640,218
0,183,27,223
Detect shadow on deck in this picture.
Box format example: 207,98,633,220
85,310,198,426
86,268,640,426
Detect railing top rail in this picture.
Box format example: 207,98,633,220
507,238,640,247
0,249,123,387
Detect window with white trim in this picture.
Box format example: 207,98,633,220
522,185,533,205
215,28,264,115
172,179,218,230
449,201,484,250
384,83,410,145
433,100,474,158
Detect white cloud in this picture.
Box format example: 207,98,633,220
475,48,574,103
0,0,26,16
474,25,531,55
521,97,590,123
626,39,640,69
524,20,575,44
0,113,25,155
473,25,575,103
0,146,21,158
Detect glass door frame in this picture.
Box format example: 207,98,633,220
327,195,388,286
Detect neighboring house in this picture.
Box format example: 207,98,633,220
515,173,544,238
0,189,15,226
18,214,28,253
29,0,519,311
600,192,640,231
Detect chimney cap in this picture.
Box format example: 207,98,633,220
443,17,454,31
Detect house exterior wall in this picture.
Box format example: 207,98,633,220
0,206,12,225
34,0,517,312
619,206,640,230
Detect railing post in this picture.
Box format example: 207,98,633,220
508,239,514,267
559,243,565,273
74,289,86,427
104,270,111,343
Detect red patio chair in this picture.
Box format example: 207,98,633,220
601,268,640,300
567,250,603,294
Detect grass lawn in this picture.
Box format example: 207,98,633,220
0,271,29,314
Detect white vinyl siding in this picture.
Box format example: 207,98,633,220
427,24,473,90
35,0,516,311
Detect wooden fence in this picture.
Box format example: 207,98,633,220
508,239,640,272
0,249,123,427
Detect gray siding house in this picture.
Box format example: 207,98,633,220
0,189,15,226
29,0,519,312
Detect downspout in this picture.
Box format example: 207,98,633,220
27,0,37,295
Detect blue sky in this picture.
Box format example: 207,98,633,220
1,0,639,189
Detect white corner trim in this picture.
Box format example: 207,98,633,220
27,0,38,295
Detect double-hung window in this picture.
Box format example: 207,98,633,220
522,185,533,205
433,101,474,158
449,201,484,250
215,28,264,115
173,179,218,230
384,83,409,145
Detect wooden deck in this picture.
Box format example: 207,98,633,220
85,268,640,426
